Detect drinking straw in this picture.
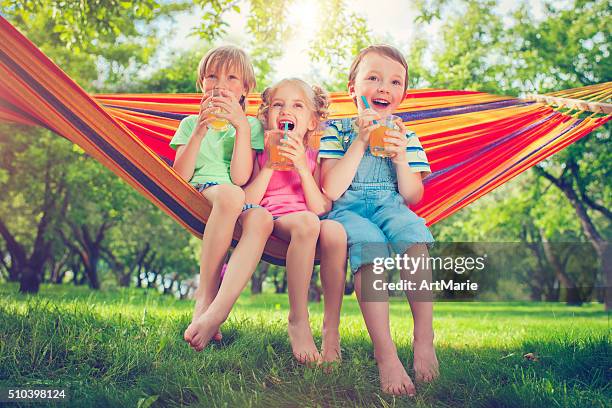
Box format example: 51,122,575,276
360,96,378,124
283,121,289,139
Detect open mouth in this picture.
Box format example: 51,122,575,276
371,98,390,108
278,119,295,131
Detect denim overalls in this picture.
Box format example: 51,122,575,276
326,119,435,273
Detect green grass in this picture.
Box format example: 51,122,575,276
0,283,609,407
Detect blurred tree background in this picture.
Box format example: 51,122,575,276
0,0,609,304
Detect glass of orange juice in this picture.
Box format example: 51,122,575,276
369,114,401,157
268,129,294,171
207,89,230,131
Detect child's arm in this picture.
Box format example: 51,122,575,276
280,134,331,215
243,146,274,205
321,109,380,200
395,163,424,204
385,120,430,204
308,164,332,215
230,127,255,186
172,97,216,182
211,90,254,186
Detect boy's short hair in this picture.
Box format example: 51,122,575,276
196,45,256,110
348,44,409,104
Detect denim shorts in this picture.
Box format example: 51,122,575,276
326,132,434,273
194,182,261,212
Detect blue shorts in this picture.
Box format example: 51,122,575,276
194,182,261,212
328,188,434,273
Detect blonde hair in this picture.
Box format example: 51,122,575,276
348,44,409,105
196,45,256,110
258,78,330,144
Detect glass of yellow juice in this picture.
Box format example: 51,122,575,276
207,89,230,131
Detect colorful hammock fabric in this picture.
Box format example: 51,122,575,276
0,17,610,265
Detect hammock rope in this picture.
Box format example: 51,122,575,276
0,16,610,265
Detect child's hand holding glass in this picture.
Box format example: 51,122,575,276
265,129,293,171
381,117,409,164
277,131,308,173
207,89,249,132
193,93,219,138
355,107,381,146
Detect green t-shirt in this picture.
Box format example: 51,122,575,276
169,115,264,185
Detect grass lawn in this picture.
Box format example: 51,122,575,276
0,283,609,407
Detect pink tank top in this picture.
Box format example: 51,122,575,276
257,148,319,217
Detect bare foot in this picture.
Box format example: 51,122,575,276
288,319,321,365
320,329,341,372
192,299,222,341
413,338,439,383
183,311,224,352
377,353,416,396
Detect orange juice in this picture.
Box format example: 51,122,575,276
268,132,294,171
369,114,401,157
370,126,393,157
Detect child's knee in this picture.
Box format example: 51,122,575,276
214,185,245,214
243,208,273,235
320,221,347,250
291,212,320,241
405,243,429,257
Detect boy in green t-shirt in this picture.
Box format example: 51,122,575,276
170,46,273,352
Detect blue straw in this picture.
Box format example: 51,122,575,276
283,121,289,139
360,96,378,124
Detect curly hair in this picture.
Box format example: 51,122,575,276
257,78,330,144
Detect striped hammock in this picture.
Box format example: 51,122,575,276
0,17,610,265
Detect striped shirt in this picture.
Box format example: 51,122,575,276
318,118,431,177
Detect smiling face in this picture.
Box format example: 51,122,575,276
265,82,318,141
348,52,407,119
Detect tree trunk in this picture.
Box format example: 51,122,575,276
8,260,19,282
18,243,51,294
274,268,288,294
251,262,269,294
601,242,611,311
19,265,41,293
0,161,67,293
118,270,131,287
60,222,110,291
55,269,67,284
72,264,80,285
136,268,144,288
0,251,19,282
541,238,582,306
117,243,150,288
523,224,557,302
84,261,100,290
0,218,27,286
535,165,609,309
49,250,69,284
308,267,321,302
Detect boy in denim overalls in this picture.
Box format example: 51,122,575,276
319,45,438,396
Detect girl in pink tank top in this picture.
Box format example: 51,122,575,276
244,79,348,367
256,147,318,217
